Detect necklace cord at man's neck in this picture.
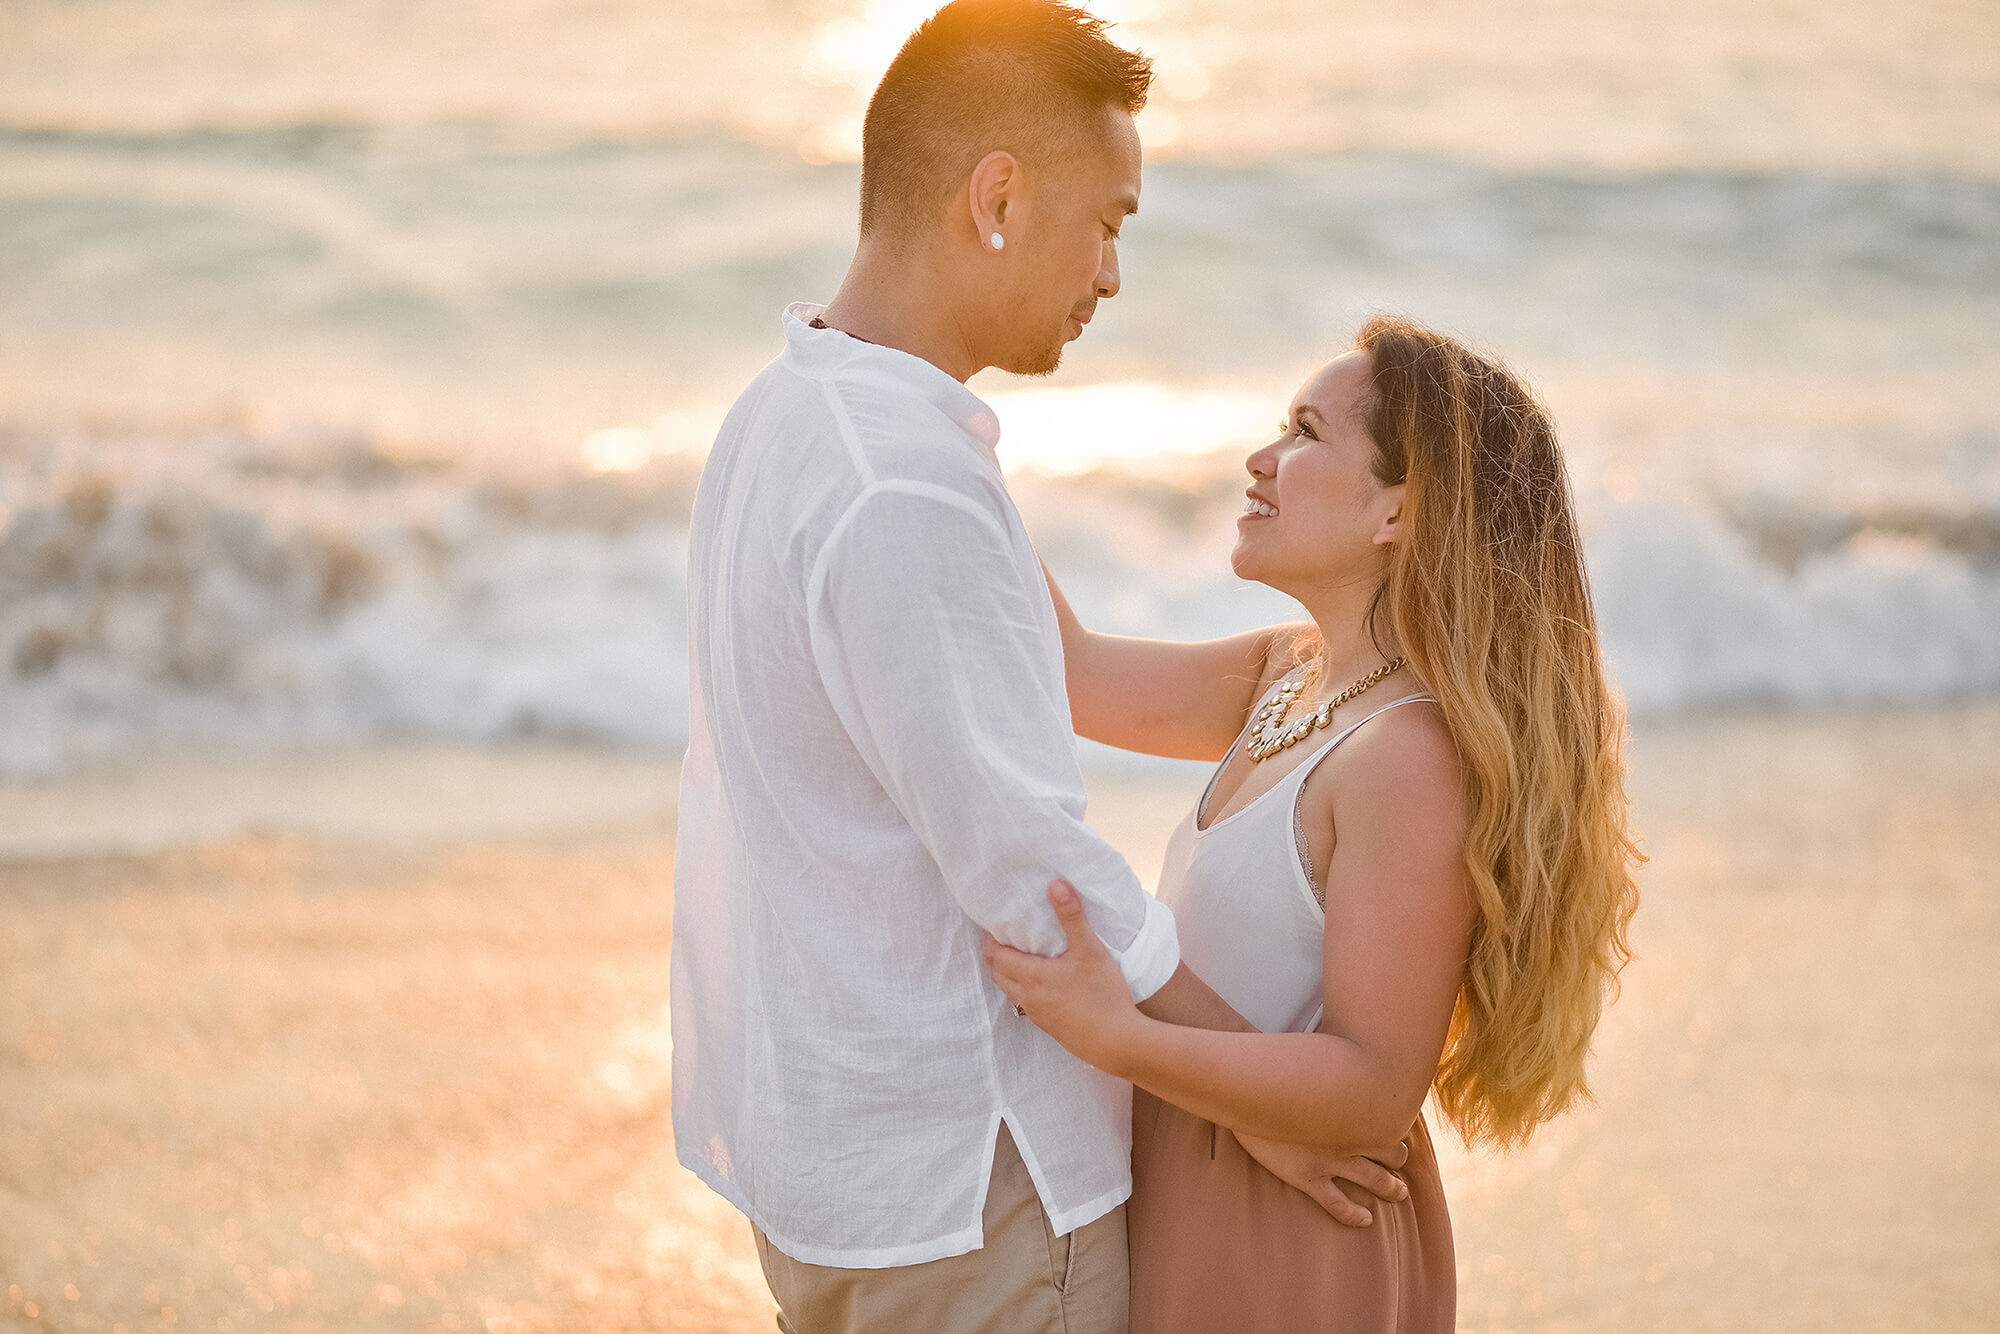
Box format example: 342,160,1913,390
809,315,877,347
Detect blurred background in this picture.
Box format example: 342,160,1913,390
2,0,1997,768
1,2,1996,1332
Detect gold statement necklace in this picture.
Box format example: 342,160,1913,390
1245,658,1407,762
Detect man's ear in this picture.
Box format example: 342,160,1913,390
967,149,1019,248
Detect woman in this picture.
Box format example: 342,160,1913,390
986,316,1642,1332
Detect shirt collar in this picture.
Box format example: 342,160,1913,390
782,302,1002,453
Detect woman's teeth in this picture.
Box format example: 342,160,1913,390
1244,499,1278,517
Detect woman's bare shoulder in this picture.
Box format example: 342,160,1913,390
1327,695,1468,828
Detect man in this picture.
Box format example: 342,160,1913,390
673,4,1400,1329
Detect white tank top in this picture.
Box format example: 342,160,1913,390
1155,683,1436,1035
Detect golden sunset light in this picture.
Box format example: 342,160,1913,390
2,1,1995,1331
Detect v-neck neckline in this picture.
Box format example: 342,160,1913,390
1194,679,1433,834
1194,671,1322,833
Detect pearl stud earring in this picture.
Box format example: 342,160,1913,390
990,232,1005,251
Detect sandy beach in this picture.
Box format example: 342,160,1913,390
3,707,1997,1333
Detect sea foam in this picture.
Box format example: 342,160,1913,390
3,430,1995,779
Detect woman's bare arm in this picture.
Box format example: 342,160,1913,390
985,705,1473,1146
1042,559,1308,761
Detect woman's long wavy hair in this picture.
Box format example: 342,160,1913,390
1345,314,1642,1150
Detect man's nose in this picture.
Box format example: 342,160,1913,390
1095,243,1121,300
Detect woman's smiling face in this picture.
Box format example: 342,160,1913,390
1231,349,1405,595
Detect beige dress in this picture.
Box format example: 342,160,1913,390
1127,694,1456,1334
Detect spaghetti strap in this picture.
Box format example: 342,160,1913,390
1292,693,1436,906
1307,693,1435,770
1283,692,1437,799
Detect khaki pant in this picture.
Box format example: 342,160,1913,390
751,1126,1129,1334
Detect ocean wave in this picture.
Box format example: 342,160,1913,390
4,125,1995,443
3,430,1997,778
0,431,696,777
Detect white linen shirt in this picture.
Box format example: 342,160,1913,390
671,303,1181,1269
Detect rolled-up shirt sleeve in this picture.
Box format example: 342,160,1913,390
806,479,1180,1001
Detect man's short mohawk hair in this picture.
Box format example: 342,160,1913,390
858,0,1152,237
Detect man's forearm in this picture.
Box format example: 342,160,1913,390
1136,962,1257,1034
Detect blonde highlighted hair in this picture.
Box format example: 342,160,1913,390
1347,314,1642,1150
